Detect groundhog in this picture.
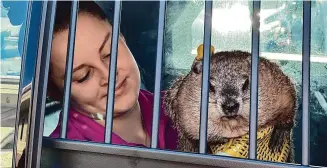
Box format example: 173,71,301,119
164,50,297,162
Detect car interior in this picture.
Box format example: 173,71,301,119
1,1,326,167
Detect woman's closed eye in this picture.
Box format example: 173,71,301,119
77,70,91,83
102,53,111,60
101,53,111,66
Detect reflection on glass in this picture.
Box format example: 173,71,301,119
14,83,32,166
309,1,327,167
0,1,27,167
257,1,302,165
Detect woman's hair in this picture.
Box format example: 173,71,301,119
54,1,110,34
48,1,112,101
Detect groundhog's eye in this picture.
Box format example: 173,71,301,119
242,78,249,92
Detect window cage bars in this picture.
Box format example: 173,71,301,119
302,1,311,166
25,1,57,168
60,0,79,139
104,0,122,144
198,0,213,154
249,0,261,160
13,0,314,168
12,1,33,168
151,0,167,149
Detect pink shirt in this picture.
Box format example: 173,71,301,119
49,89,178,150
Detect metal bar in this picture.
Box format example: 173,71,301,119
151,0,167,149
104,0,122,143
23,79,35,167
199,0,213,154
25,2,49,167
302,0,311,166
26,1,57,168
42,137,306,168
249,0,261,160
12,1,33,167
60,0,79,139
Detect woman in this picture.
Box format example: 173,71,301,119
47,1,177,150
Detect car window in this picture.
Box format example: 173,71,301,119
2,1,325,167
163,1,327,166
0,1,28,167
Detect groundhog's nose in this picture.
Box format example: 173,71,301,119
221,100,240,116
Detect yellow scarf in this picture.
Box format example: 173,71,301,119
210,125,290,163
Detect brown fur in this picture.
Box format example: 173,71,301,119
164,51,297,161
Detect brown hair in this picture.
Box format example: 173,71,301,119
47,1,111,102
54,1,110,34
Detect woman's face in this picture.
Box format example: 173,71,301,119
50,13,140,117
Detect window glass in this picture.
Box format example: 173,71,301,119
0,1,28,167
308,1,327,166
164,0,326,166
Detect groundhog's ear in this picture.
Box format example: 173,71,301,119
192,61,202,74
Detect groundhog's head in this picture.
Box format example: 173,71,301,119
165,51,296,142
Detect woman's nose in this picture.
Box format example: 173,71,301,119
99,53,121,87
99,63,109,86
99,67,119,87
